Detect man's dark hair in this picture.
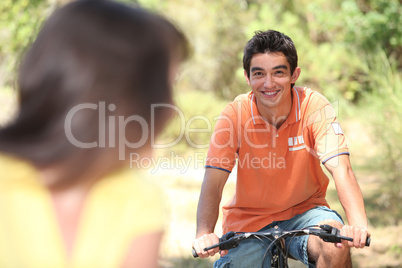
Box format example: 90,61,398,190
243,30,298,79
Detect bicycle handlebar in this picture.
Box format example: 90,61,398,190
192,225,370,258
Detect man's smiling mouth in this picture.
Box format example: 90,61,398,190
261,90,280,97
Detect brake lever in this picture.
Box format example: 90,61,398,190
204,234,246,251
192,232,243,258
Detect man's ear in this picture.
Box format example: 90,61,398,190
291,67,301,83
244,70,251,85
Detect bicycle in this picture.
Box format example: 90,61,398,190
192,224,371,268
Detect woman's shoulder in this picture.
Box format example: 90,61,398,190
94,168,163,200
86,168,166,233
0,153,41,188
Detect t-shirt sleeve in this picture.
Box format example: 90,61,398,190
205,103,239,173
304,97,349,164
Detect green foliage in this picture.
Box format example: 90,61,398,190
359,47,402,226
331,0,402,101
389,244,402,255
0,0,48,85
155,0,252,100
129,0,167,10
341,0,402,58
156,90,228,156
0,0,46,52
242,0,369,101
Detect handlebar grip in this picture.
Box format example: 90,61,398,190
365,237,371,247
340,235,371,247
192,248,199,258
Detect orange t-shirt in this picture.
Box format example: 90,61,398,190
206,87,349,233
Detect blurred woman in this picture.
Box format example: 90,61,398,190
0,0,188,267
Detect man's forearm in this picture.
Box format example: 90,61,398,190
326,155,368,228
336,169,368,228
326,155,370,249
196,168,229,237
196,189,221,237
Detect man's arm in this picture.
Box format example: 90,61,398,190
192,168,230,258
324,154,370,248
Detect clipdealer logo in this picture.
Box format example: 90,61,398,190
64,102,217,160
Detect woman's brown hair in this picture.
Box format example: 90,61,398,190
0,0,189,189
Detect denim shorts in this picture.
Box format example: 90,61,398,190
214,206,344,268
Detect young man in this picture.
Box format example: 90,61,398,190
192,30,369,267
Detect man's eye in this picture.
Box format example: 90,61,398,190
274,70,285,76
253,72,263,76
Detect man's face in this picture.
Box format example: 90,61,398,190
244,52,300,117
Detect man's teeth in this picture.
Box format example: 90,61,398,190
262,91,279,96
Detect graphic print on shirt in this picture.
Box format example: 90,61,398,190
288,135,305,151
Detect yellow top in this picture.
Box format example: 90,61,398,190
0,154,165,268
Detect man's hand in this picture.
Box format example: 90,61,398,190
192,233,228,258
337,225,370,249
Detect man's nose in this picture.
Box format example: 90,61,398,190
264,75,275,88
